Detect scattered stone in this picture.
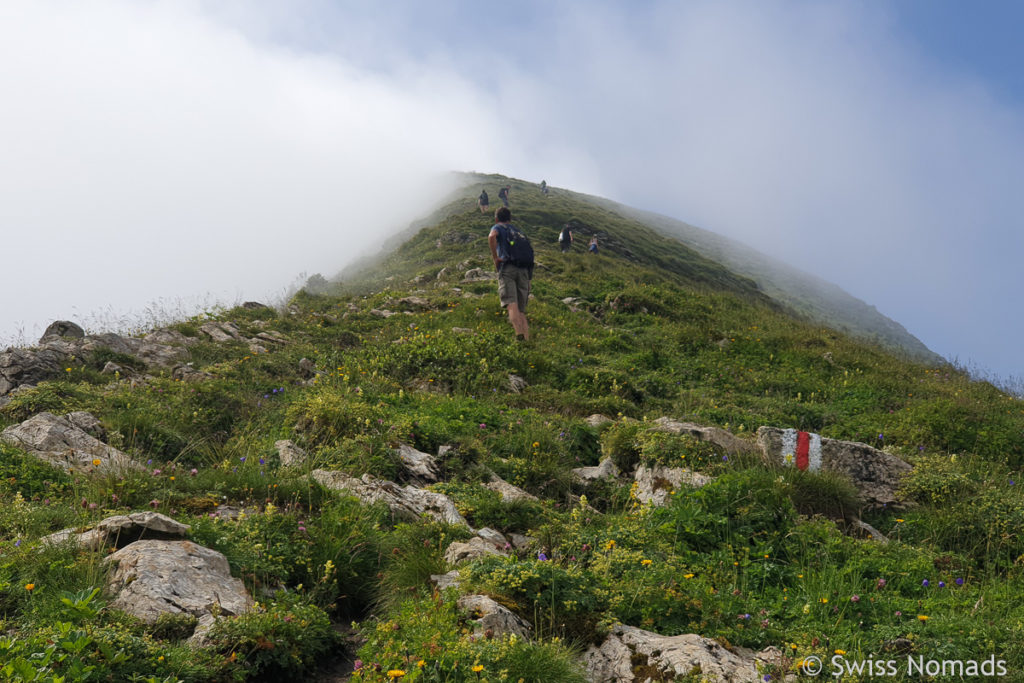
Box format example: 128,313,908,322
101,361,127,376
40,320,85,341
651,417,756,455
248,343,269,355
1,412,142,474
451,327,475,335
242,301,270,310
561,297,588,313
275,439,307,467
104,540,253,641
583,624,777,683
254,331,289,345
142,329,198,347
172,364,212,382
396,443,441,483
475,527,510,550
444,537,505,565
483,473,538,503
572,458,620,483
852,518,889,544
198,321,243,343
298,358,316,378
508,533,534,551
436,267,450,280
634,464,713,506
463,268,497,282
66,411,106,440
586,414,614,428
311,470,469,528
42,512,190,551
430,570,461,591
756,427,913,508
396,296,430,310
370,309,397,318
457,595,532,640
507,374,528,394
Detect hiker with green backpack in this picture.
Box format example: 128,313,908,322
488,207,534,341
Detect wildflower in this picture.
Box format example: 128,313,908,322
876,578,886,589
25,583,35,591
532,441,540,448
917,615,929,622
92,458,101,467
158,656,165,662
14,539,20,547
683,573,695,579
153,469,161,476
353,660,363,671
956,577,964,586
472,664,484,672
479,423,486,429
922,579,929,587
190,468,198,476
820,598,828,604
605,540,616,550
895,611,902,617
386,670,406,679
835,649,846,655
259,457,265,465
417,660,425,668
740,613,751,620
895,518,904,523
722,455,729,462
938,581,946,588
240,457,246,463
538,552,548,561
81,498,89,509
641,559,652,566
850,594,860,603
149,499,160,509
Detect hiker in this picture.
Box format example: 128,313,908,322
498,185,511,207
540,180,549,196
488,207,533,341
478,189,489,213
588,236,598,254
558,224,573,253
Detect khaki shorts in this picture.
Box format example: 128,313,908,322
497,263,531,312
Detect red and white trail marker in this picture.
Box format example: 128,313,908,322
780,428,822,471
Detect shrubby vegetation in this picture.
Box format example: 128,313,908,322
2,176,1023,680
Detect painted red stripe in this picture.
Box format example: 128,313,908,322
796,431,810,471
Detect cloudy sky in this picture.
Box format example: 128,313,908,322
2,1,1022,381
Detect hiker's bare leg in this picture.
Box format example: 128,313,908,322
507,303,529,340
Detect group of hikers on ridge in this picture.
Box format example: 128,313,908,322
478,180,551,213
485,181,601,340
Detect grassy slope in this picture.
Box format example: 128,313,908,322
1,176,1023,682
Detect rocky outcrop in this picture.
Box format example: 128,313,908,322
311,470,469,528
40,320,85,340
396,443,441,483
586,414,614,428
756,427,912,507
573,458,620,483
1,412,142,473
430,570,461,591
42,512,190,550
483,473,538,503
444,536,505,565
634,464,713,506
463,268,497,282
457,595,532,640
583,624,781,683
275,439,307,467
104,540,253,641
198,321,243,343
652,417,756,455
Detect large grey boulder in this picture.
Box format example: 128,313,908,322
583,624,781,683
633,464,713,506
275,439,307,467
0,343,73,396
457,595,532,640
1,412,142,473
199,321,243,343
756,426,912,508
396,443,441,483
42,512,190,551
573,458,620,483
40,320,85,341
651,417,756,455
311,470,469,528
104,540,253,640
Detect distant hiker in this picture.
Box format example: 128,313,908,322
478,189,489,213
488,207,534,341
558,224,573,253
540,180,549,196
498,185,511,207
588,236,598,254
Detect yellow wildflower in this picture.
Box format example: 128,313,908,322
92,459,101,467
472,664,484,672
917,615,929,622
641,559,652,566
684,573,695,579
387,670,406,679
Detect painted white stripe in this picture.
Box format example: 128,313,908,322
781,428,797,467
808,432,822,472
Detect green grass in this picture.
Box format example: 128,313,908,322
2,174,1023,681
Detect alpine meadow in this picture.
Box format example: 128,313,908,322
2,174,1023,683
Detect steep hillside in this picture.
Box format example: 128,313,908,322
1,176,1023,682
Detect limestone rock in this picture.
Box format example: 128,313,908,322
586,414,614,428
242,301,270,310
40,320,85,341
66,411,106,440
311,470,469,527
396,296,430,310
298,358,316,378
42,512,190,550
396,443,441,483
463,268,497,282
583,624,776,683
435,267,450,280
573,458,620,483
104,540,253,635
1,412,142,473
756,426,913,508
198,321,243,343
457,595,532,640
142,329,198,347
430,570,461,591
507,374,528,394
254,331,289,345
483,473,538,503
444,536,504,565
475,527,510,550
634,464,713,506
370,309,397,318
651,417,756,455
275,439,307,467
451,327,475,335
852,518,889,543
1,344,73,396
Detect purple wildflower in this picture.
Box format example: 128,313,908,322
956,578,964,586
922,579,929,587
850,594,860,603
938,581,946,588
538,552,548,561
